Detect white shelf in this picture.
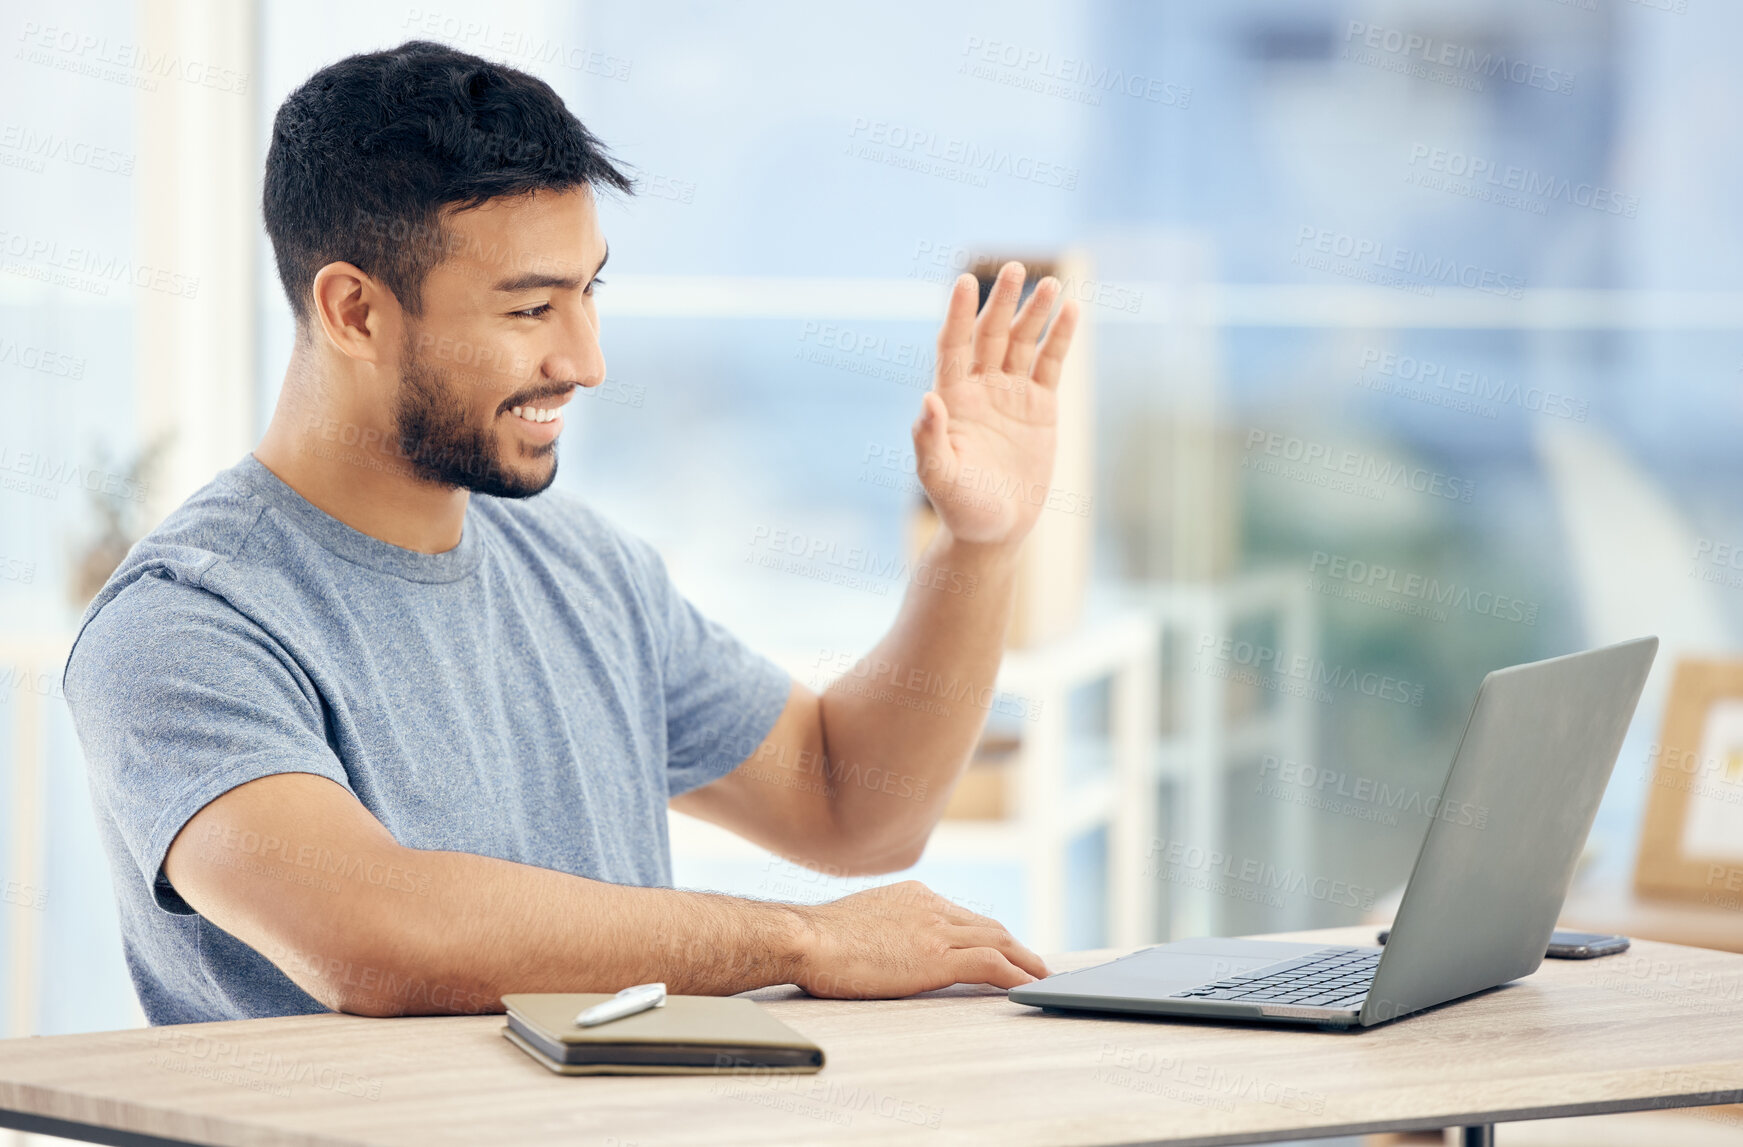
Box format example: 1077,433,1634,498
1123,573,1319,938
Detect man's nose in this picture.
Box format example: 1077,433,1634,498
546,307,606,388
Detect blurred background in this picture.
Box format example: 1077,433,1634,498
4,0,1743,1142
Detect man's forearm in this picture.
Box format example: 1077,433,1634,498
169,772,1048,1016
259,844,810,1015
815,529,1021,865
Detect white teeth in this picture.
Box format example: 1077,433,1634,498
510,406,560,424
511,406,524,417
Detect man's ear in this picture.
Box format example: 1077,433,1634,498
310,262,396,363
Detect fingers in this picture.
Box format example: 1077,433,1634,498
863,880,1049,977
970,261,1026,377
895,884,1021,942
1002,276,1061,378
946,946,1041,990
934,273,979,386
946,925,1050,980
1030,297,1080,390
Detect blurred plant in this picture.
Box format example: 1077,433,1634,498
66,433,172,608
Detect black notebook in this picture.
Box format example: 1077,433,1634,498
501,993,825,1076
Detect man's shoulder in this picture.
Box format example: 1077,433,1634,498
65,460,277,689
90,461,269,609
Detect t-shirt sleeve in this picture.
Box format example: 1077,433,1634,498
63,573,354,915
622,539,793,798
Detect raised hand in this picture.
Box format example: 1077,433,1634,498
912,261,1080,548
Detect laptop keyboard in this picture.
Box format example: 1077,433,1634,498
1170,946,1379,1009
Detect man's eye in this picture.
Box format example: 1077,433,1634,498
584,277,606,296
513,303,553,318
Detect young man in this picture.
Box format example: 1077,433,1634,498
63,40,1079,1024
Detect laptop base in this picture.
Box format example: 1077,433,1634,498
1009,938,1371,1028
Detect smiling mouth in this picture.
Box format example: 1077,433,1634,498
503,386,576,425
509,404,561,424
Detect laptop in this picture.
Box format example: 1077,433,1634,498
1009,636,1658,1030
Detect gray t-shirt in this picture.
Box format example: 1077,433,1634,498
62,453,791,1024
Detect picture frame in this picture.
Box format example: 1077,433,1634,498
1635,659,1743,905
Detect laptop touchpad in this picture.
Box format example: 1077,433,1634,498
1054,941,1326,997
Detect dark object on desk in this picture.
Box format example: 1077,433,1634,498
1379,928,1630,959
501,992,824,1076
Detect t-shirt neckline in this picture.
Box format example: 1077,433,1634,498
230,453,484,583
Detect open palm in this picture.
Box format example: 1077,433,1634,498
913,261,1080,547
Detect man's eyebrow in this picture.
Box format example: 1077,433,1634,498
488,244,609,294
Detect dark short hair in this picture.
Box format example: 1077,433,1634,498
263,40,631,330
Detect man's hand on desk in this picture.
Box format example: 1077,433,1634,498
792,880,1047,997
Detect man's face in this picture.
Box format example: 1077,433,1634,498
391,186,608,498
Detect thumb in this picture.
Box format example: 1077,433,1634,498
912,392,955,486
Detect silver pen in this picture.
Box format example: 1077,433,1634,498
575,982,667,1027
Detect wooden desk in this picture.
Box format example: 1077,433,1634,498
3,926,1743,1147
